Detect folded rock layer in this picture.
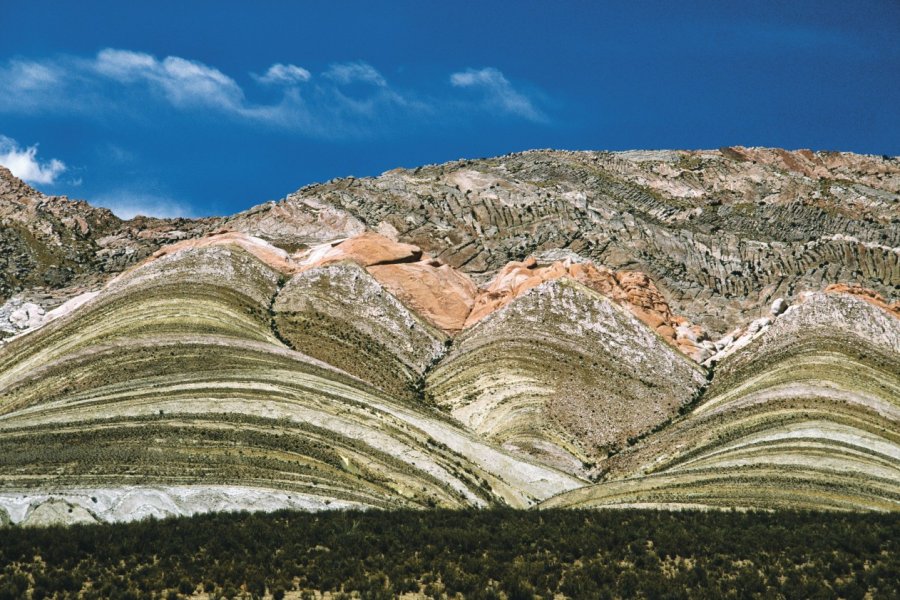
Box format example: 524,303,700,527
1,146,898,523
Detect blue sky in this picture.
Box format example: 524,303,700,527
0,1,897,218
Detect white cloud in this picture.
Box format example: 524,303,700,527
0,51,551,138
0,59,87,114
0,135,66,184
4,60,63,91
450,67,544,121
93,48,158,81
91,190,195,219
324,62,387,87
255,63,311,85
94,49,244,110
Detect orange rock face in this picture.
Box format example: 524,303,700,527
825,284,900,319
306,232,423,268
465,257,706,357
369,261,477,334
300,232,477,333
148,231,299,274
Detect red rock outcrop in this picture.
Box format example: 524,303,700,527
465,257,709,359
302,232,422,268
299,233,477,334
825,284,900,319
369,261,477,334
147,230,299,274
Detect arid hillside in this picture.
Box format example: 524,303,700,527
0,147,897,525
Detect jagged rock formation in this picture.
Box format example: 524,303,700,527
0,147,898,523
226,147,898,336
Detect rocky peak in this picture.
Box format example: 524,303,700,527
0,164,217,313
0,166,39,203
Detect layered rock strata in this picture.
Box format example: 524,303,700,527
542,293,900,511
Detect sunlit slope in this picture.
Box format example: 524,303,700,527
427,279,707,475
541,293,900,511
0,245,582,519
273,262,448,403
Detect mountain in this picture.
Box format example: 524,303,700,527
543,292,900,511
0,167,213,338
0,147,897,525
224,147,899,336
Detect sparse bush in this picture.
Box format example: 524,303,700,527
0,509,896,598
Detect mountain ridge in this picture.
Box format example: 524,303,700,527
0,146,898,525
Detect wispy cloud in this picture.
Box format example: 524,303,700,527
450,67,544,121
324,61,387,87
253,63,311,85
0,50,549,137
0,134,66,184
91,190,195,219
93,49,246,111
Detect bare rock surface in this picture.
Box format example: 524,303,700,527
367,261,477,334
229,148,897,336
3,146,899,522
466,256,710,360
428,279,707,474
0,166,214,304
825,283,900,319
0,487,365,526
299,231,423,268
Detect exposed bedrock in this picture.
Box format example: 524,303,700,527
543,293,900,511
0,243,583,517
427,279,707,475
2,147,899,522
225,148,897,336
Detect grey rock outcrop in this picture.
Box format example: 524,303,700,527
0,166,214,305
770,298,787,316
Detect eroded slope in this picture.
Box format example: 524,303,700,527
541,293,900,511
0,244,582,525
427,279,707,475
